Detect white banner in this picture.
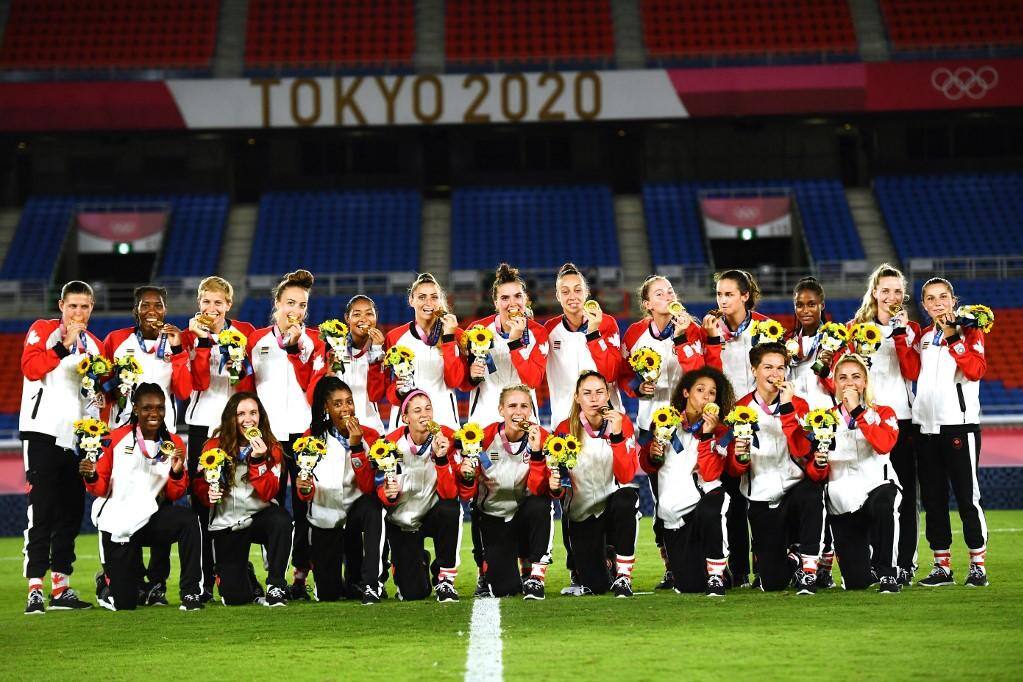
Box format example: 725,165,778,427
166,70,688,128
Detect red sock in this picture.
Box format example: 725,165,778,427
819,552,834,572
800,555,818,575
51,572,69,598
969,547,986,570
530,563,548,582
437,567,457,584
28,578,43,594
706,559,727,577
292,569,307,583
615,555,635,579
934,550,951,570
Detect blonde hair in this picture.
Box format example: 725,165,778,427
499,383,533,407
197,276,233,303
834,354,875,407
567,371,607,441
853,263,906,324
637,275,672,319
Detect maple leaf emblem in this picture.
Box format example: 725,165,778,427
26,330,40,345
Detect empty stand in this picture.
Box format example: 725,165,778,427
879,0,1023,55
641,0,858,64
248,190,421,276
0,0,218,72
245,0,416,72
239,293,410,328
450,185,619,270
446,0,614,68
876,173,1023,261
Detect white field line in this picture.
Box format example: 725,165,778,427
465,597,502,682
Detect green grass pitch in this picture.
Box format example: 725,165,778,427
1,512,1021,681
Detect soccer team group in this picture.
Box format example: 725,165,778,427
19,261,992,613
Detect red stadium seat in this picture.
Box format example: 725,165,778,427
879,0,1023,52
0,335,24,414
0,0,218,72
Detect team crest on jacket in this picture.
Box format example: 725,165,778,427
885,416,900,432
973,342,984,354
352,458,363,469
313,355,325,372
26,330,40,345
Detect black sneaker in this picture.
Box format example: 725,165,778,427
146,581,168,607
796,571,817,595
878,576,901,594
816,569,835,590
474,573,493,598
179,594,204,611
560,572,585,596
247,563,264,599
49,588,93,610
965,564,989,587
435,580,459,603
751,574,762,591
199,591,214,604
361,586,380,605
655,570,674,590
24,588,45,615
94,571,106,600
522,578,545,601
265,585,288,608
705,575,726,597
137,582,150,606
918,565,954,587
897,567,914,587
611,575,634,599
289,581,311,601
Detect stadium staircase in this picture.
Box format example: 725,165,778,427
846,187,901,268
419,197,451,287
0,208,21,270
615,194,652,305
217,203,259,302
610,0,646,69
414,0,445,73
847,0,891,61
213,0,248,78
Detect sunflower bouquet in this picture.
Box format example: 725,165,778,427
293,436,327,481
107,355,143,411
455,422,484,481
751,318,785,346
850,322,883,358
319,319,350,372
629,347,662,384
199,448,228,501
384,345,416,382
813,322,849,374
73,417,110,462
545,435,580,481
650,406,682,451
76,353,111,403
724,406,759,462
368,439,400,483
465,325,495,366
955,304,995,334
804,409,839,457
216,328,250,385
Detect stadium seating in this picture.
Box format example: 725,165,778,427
450,185,619,270
641,0,858,65
876,173,1023,261
0,0,218,73
445,0,614,69
239,294,411,329
643,179,864,267
245,0,416,73
0,195,229,281
879,0,1023,56
248,190,422,276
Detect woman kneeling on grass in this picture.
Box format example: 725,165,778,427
555,370,640,598
194,392,291,607
641,367,734,597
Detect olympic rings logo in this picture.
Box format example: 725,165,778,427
930,66,999,100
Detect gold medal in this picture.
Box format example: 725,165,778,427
703,402,720,417
244,426,261,441
583,300,601,315
159,440,177,458
668,301,686,317
426,420,442,435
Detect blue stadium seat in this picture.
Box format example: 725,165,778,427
643,179,864,267
450,186,619,270
239,293,410,329
248,191,422,276
876,173,1023,261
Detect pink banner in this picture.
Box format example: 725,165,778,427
77,211,167,241
865,58,1023,111
701,197,790,228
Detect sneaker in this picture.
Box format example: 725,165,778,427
522,578,545,601
918,565,955,587
289,581,311,601
897,567,914,587
655,570,675,590
474,573,493,598
199,591,214,604
24,588,45,615
878,576,901,594
796,571,817,595
611,575,634,599
361,586,380,605
705,575,726,597
137,582,150,606
560,572,584,596
145,581,168,607
750,575,762,591
965,564,989,587
247,563,264,599
435,580,459,603
49,588,93,610
179,594,204,611
816,569,835,590
94,571,106,600
265,585,288,608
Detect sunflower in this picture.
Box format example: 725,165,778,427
652,406,681,427
76,357,90,374
806,409,836,430
73,419,86,431
959,304,995,334
629,347,661,374
821,322,850,343
756,319,785,342
725,406,759,425
92,357,111,375
199,448,227,470
85,421,102,435
545,436,566,456
369,440,397,463
293,436,309,453
385,345,415,367
562,435,581,456
319,319,349,339
303,437,327,456
458,423,484,445
467,326,494,348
